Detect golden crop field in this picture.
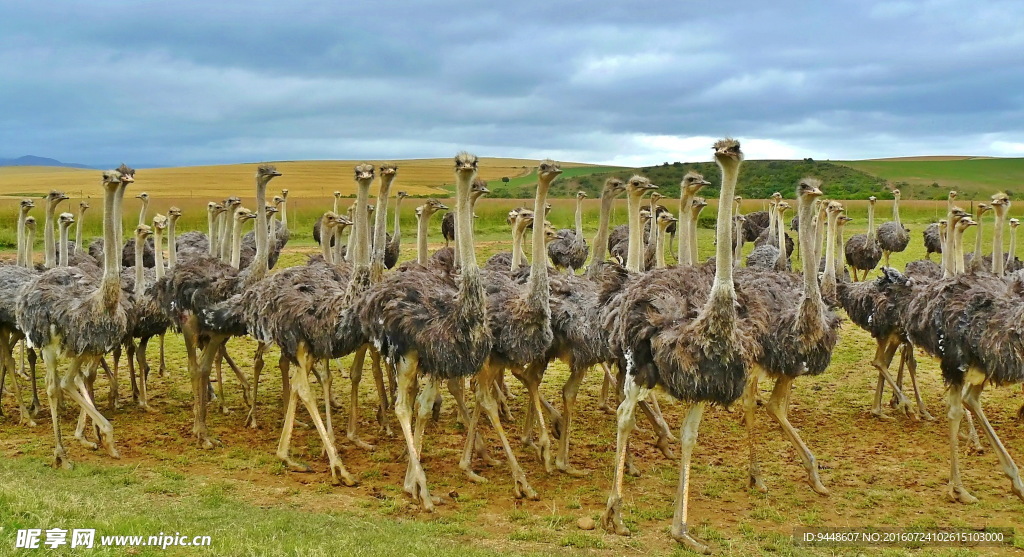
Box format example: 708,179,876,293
0,158,596,201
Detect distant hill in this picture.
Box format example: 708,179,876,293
839,157,1024,199
0,155,94,169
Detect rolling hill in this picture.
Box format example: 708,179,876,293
839,157,1024,198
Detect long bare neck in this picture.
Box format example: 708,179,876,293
167,218,178,269
835,222,845,271
134,236,146,296
588,191,616,274
689,207,700,265
321,226,334,264
767,203,777,237
732,218,744,268
333,225,345,263
345,214,356,263
775,211,787,269
625,194,645,272
25,229,35,268
1007,227,1018,269
44,202,58,268
333,197,340,214
814,205,827,263
16,209,27,267
574,197,584,237
798,199,821,304
370,178,394,282
154,229,165,281
708,161,740,313
218,211,231,261
416,215,429,265
393,196,404,242
455,174,484,321
678,191,695,264
527,181,552,309
231,219,244,269
992,212,1005,275
249,180,270,283
207,211,217,256
511,222,527,271
892,196,901,225
100,187,121,306
75,207,87,254
972,213,985,260
279,200,288,229
655,222,669,268
59,225,70,267
822,212,839,301
866,203,876,240
954,227,968,274
138,199,148,226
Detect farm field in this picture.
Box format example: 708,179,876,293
2,206,1024,555
839,158,1024,197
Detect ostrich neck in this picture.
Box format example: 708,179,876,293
510,223,526,272
138,200,148,226
345,213,356,263
167,218,178,269
589,191,616,273
321,226,334,264
231,219,244,269
75,207,87,254
655,222,668,269
206,211,216,256
279,200,288,229
59,225,70,267
134,236,146,296
1008,228,1018,268
732,218,744,268
333,197,340,214
100,186,120,307
678,190,695,265
835,223,845,271
114,185,127,270
333,225,345,263
648,201,659,258
44,202,58,268
625,193,645,272
814,206,827,263
393,196,404,243
351,182,373,270
798,198,821,302
456,174,484,322
370,177,395,282
154,229,165,281
249,178,270,284
218,211,231,262
954,227,968,274
526,181,552,309
866,203,876,240
16,208,27,267
892,197,901,226
709,162,740,304
767,203,777,238
574,197,584,238
25,229,35,268
822,211,839,295
972,213,984,261
416,215,429,265
689,208,700,266
992,212,1005,275
776,211,787,268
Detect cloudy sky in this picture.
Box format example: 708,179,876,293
1,0,1022,167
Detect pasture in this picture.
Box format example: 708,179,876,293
840,158,1024,197
2,193,1024,556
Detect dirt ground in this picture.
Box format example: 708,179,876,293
2,244,1024,556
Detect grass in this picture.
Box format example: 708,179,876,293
840,158,1024,198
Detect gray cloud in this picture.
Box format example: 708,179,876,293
1,0,1022,167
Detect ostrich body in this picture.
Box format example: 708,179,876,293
845,196,882,281
547,191,590,272
16,166,133,467
120,192,156,269
358,153,490,511
677,172,710,266
158,165,280,448
742,209,771,243
601,140,769,553
877,189,910,267
0,206,41,424
384,191,408,269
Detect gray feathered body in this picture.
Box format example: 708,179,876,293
746,244,779,269
753,227,794,256
845,234,882,274
922,223,942,258
905,259,942,280
743,211,770,242
0,265,36,331
175,231,209,259
156,253,242,332
441,212,455,245
837,271,908,342
877,221,910,254
547,230,589,271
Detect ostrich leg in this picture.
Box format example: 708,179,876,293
346,344,374,450
393,354,440,511
221,348,251,408
294,347,355,486
765,376,828,495
743,373,767,492
869,337,914,420
946,388,978,503
245,342,266,429
26,344,42,418
108,345,121,411
511,362,554,473
74,362,99,450
0,332,36,426
214,346,228,414
135,336,153,411
555,362,590,476
670,402,710,554
42,346,71,468
901,346,934,421
960,383,1024,501
125,340,139,405
63,356,118,458
370,348,392,435
158,332,167,377
598,362,618,415
601,375,648,536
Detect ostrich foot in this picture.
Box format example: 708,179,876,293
459,461,489,484
749,473,768,493
600,497,630,536
196,433,222,450
404,468,440,511
808,475,830,496
329,461,358,487
278,455,313,473
948,483,978,504
53,449,73,470
18,410,37,428
347,433,374,451
892,397,916,420
244,410,259,430
671,527,711,555
75,434,98,450
869,408,895,421
556,461,589,477
139,402,156,414
919,408,936,422
512,476,539,501
100,435,120,459
29,401,43,419
598,400,616,415
655,434,676,460
533,437,554,473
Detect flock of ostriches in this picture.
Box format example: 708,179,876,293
2,140,1023,553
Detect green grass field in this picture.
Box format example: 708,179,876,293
840,158,1024,198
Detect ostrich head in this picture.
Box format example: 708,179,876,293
713,139,743,168
892,189,901,200
957,217,978,232
626,175,658,201
777,201,792,216
506,208,521,225
538,160,563,184
101,170,123,191
421,199,448,217
650,192,664,205
455,152,478,177
657,211,678,229
273,195,285,208
152,214,168,233
544,203,553,216
602,177,626,198
681,171,711,195
79,201,90,212
45,190,70,207
826,201,844,215
256,164,282,185
58,212,75,230
991,192,1010,218
320,211,341,231
135,192,149,202
20,199,34,212
515,208,536,228
544,222,560,244
878,266,914,293
976,202,991,217
280,189,289,200
224,197,242,210
771,192,783,204
336,214,354,230
470,178,490,201
235,207,256,223
577,191,588,200
115,164,136,186
639,206,653,224
397,191,409,200
24,216,36,231
265,205,279,217
1011,218,1020,229
938,219,948,234
949,190,958,201
838,215,853,226
206,201,218,215
212,203,226,216
797,178,824,200
168,206,181,221
334,191,342,200
354,163,375,184
867,196,877,205
135,224,153,240
690,197,708,215
379,162,399,178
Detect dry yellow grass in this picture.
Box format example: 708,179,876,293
0,158,595,200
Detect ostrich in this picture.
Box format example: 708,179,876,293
753,193,795,256
242,193,289,271
217,196,242,263
601,139,769,553
441,178,489,247
16,199,35,268
0,206,41,425
1007,218,1021,273
42,191,70,269
845,196,882,281
241,166,382,486
547,191,590,272
16,166,133,467
384,191,409,269
684,197,708,266
73,201,89,255
677,172,711,266
653,212,678,269
746,202,790,270
358,152,490,511
876,190,910,267
414,200,448,264
923,223,943,261
313,191,343,246
57,213,75,267
122,192,156,269
174,202,220,259
158,165,280,448
743,208,771,243
742,178,840,496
